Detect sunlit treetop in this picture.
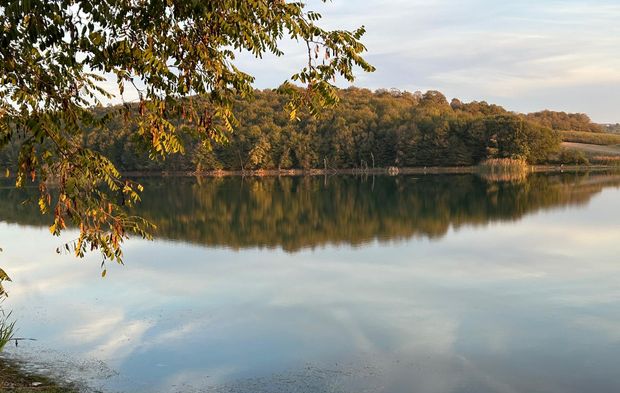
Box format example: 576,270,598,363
0,0,374,270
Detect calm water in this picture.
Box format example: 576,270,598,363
1,173,620,393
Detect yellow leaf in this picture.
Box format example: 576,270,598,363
0,268,11,282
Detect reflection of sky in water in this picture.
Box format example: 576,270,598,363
1,186,620,392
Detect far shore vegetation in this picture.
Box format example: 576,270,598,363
560,130,620,146
3,88,614,177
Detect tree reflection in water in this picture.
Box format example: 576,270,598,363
1,172,618,252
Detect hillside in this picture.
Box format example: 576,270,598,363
0,88,609,172
562,142,620,156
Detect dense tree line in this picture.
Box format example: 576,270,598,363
0,173,617,251
2,88,597,173
525,110,603,133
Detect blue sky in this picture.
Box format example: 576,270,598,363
235,0,620,122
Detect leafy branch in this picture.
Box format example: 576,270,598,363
0,0,373,269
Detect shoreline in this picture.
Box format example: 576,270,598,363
0,357,76,393
123,164,618,178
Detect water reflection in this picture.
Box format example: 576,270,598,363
1,172,619,250
0,173,619,392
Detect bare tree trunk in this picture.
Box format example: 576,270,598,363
238,149,244,172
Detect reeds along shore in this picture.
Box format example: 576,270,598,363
477,158,529,172
476,158,530,182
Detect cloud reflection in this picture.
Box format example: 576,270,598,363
1,180,620,392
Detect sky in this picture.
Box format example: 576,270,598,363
231,0,620,123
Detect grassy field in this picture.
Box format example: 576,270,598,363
562,142,620,156
560,130,620,146
561,142,620,165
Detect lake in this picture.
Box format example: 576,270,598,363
1,172,620,393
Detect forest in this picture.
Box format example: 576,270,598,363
0,88,606,172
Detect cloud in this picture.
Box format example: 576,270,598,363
89,0,620,121
85,319,152,361
251,0,620,121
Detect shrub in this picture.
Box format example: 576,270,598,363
551,148,590,165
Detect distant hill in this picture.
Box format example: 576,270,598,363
0,88,606,172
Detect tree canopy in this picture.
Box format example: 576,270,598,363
0,0,374,267
525,110,603,133
0,88,568,175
